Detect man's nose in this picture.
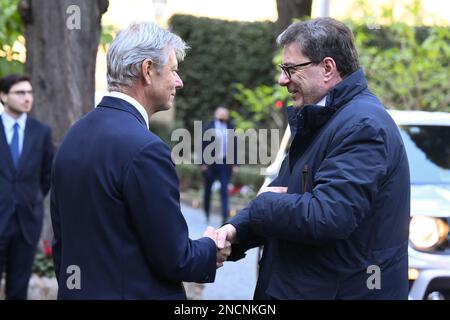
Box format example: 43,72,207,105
278,71,290,86
175,73,183,89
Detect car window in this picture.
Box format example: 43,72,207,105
400,125,450,185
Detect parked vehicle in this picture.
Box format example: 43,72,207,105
260,109,450,300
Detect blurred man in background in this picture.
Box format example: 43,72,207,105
0,74,53,299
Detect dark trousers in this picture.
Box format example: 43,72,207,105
0,213,36,300
203,163,232,223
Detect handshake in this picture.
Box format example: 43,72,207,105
202,224,237,268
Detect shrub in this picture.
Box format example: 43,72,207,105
0,0,24,75
347,0,450,112
176,164,203,191
32,240,55,278
169,14,277,131
175,163,264,194
231,166,265,193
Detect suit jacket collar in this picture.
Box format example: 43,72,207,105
107,92,149,128
0,119,15,171
1,111,27,133
286,68,368,136
96,96,148,129
0,117,36,173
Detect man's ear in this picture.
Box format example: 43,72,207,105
322,57,338,83
141,58,154,84
0,92,7,105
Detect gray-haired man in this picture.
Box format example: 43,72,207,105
51,22,230,299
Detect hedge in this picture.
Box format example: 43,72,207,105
169,14,277,130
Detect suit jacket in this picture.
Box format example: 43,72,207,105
51,96,217,299
0,116,53,245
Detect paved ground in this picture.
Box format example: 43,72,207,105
181,204,258,300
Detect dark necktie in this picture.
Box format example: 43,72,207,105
10,122,20,168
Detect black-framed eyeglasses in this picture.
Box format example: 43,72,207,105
278,61,318,79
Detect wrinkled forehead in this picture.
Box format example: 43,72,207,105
282,43,307,64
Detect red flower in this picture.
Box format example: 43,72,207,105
42,239,52,257
275,100,283,109
229,185,242,196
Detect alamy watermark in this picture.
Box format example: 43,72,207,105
66,264,81,290
366,265,381,290
170,121,281,171
66,5,81,30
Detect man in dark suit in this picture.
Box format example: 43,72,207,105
0,74,54,299
51,22,231,300
201,107,237,224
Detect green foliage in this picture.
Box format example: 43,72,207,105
32,252,55,278
33,246,55,278
32,240,55,278
357,25,449,111
0,58,23,75
348,0,450,111
0,0,24,75
169,14,277,130
232,83,286,130
232,50,288,131
231,1,450,118
100,24,117,51
0,0,23,45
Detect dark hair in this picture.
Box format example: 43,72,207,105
276,17,360,78
0,74,32,94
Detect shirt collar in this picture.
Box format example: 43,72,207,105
107,91,149,129
1,111,27,130
316,96,327,107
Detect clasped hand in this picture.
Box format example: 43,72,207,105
203,224,236,268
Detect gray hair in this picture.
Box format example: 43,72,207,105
277,17,359,78
107,22,188,91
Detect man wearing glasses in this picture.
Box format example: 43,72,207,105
0,74,54,299
218,18,410,299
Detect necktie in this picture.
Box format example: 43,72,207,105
10,122,20,168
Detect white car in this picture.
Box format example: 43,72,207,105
260,109,450,300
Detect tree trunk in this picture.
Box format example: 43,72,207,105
19,0,109,146
276,0,312,33
18,0,108,248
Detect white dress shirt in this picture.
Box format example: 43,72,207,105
317,96,327,107
1,111,27,155
107,91,149,129
214,119,228,159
